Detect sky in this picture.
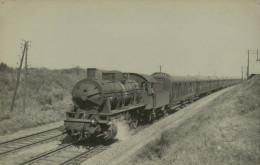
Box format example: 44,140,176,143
0,0,259,77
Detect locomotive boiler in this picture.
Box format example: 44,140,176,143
64,69,143,140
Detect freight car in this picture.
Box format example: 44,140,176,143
63,68,240,140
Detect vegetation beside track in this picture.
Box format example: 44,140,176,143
128,75,260,165
0,63,87,135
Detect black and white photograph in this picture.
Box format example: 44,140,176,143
0,0,259,164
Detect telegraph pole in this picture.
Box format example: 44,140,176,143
247,49,249,79
22,43,29,112
257,49,259,61
10,41,29,112
241,66,244,81
159,65,162,73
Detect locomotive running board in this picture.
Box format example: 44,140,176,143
99,104,146,116
64,118,109,124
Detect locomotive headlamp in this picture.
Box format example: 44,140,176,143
91,119,97,125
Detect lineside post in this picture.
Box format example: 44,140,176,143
22,43,29,112
247,50,249,79
10,41,28,112
241,66,243,81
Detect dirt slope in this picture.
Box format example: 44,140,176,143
124,75,260,165
82,83,238,165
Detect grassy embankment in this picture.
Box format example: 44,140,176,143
0,63,87,135
129,75,260,165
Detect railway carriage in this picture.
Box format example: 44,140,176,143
152,72,197,105
210,77,220,92
226,78,241,87
219,78,227,89
195,77,212,96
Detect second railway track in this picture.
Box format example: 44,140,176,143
0,128,64,157
20,139,110,165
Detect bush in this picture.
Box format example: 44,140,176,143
0,64,87,135
136,131,171,160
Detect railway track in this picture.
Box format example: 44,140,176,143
0,128,64,157
20,139,110,165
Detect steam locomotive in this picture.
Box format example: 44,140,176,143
63,68,240,140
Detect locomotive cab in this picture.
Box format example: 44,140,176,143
130,73,169,113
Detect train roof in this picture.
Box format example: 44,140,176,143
209,77,219,81
171,75,197,82
152,72,197,82
130,73,158,83
194,76,212,81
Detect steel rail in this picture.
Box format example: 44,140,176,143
19,139,87,165
0,128,63,157
60,145,104,165
0,128,59,145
